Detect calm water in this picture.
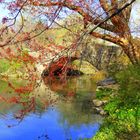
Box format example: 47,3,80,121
0,76,103,140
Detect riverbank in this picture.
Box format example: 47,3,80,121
92,65,140,140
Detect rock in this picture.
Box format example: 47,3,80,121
93,99,104,107
100,110,107,115
92,107,100,113
92,99,107,116
102,100,108,104
92,107,107,115
72,60,98,74
97,77,116,86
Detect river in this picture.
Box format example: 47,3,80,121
0,76,103,140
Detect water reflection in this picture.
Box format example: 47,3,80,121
0,76,103,140
0,107,101,140
43,76,97,99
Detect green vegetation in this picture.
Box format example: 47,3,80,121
0,59,10,73
93,65,140,140
96,88,115,100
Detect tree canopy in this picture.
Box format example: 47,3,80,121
0,0,140,64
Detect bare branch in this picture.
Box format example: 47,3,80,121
90,32,124,46
30,0,115,33
99,0,110,16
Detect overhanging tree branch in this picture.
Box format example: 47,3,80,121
88,0,135,36
30,0,115,33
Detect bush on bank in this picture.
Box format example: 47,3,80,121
93,65,140,140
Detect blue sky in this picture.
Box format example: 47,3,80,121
0,2,9,19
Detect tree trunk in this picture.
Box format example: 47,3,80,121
120,38,140,65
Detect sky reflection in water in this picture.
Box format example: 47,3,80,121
0,107,100,140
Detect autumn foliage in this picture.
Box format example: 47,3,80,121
0,0,139,65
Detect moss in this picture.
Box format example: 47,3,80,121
72,60,98,75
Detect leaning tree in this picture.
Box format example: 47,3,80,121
0,0,140,64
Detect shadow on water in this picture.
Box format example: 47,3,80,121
0,76,103,140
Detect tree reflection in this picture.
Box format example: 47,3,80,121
0,79,58,126
43,76,102,128
0,75,100,129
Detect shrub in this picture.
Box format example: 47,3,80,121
93,65,140,140
115,65,140,105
